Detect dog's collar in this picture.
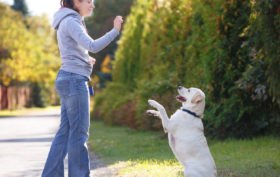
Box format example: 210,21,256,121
181,108,201,118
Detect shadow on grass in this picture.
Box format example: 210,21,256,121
90,123,175,161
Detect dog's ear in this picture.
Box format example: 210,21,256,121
191,93,204,104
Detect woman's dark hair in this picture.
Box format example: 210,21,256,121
60,0,74,9
60,0,82,12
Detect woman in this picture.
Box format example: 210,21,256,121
41,0,123,176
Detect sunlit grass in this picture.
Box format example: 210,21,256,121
89,120,280,177
112,160,184,177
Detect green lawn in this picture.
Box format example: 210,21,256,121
89,120,280,177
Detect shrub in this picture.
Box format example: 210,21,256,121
92,0,280,139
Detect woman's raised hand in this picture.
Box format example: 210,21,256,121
114,16,123,32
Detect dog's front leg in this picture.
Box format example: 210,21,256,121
147,110,161,117
148,100,170,133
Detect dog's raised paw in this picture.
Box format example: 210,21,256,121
148,100,163,109
146,110,160,118
148,99,158,106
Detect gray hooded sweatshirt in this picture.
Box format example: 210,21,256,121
52,7,119,79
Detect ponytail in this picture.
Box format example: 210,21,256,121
60,0,82,12
60,0,74,9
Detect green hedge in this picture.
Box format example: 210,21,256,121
92,0,280,139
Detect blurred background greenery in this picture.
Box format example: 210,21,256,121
0,0,279,139
0,1,59,108
91,0,280,139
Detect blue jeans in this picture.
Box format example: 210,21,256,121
42,70,90,177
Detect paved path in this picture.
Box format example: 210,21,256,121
0,109,116,177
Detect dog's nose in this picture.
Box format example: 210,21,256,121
178,86,182,90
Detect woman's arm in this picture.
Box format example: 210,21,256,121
66,18,119,53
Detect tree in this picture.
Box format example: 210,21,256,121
93,0,280,138
11,0,28,16
85,0,133,76
0,2,59,106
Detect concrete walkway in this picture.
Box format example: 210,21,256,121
0,108,115,177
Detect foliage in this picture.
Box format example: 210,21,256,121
0,3,59,106
85,0,134,76
11,0,28,16
246,0,280,105
92,82,135,125
205,0,280,138
29,82,49,107
93,0,280,138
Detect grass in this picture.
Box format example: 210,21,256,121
0,106,60,117
89,120,280,177
209,137,280,176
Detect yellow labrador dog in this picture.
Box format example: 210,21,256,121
147,86,217,177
